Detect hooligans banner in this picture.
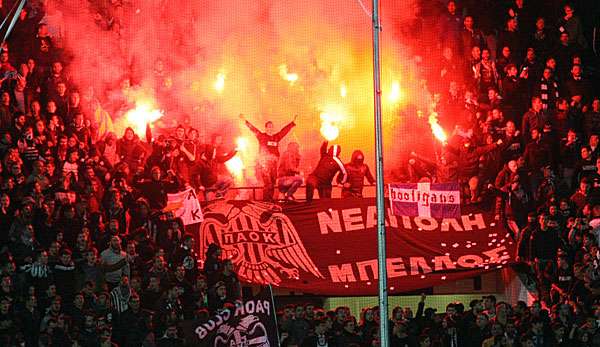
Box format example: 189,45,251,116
389,182,461,218
181,286,278,346
199,198,515,295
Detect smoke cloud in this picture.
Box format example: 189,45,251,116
57,0,436,182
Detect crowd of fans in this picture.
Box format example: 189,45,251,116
0,0,599,346
280,295,600,346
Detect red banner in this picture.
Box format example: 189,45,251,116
198,198,515,296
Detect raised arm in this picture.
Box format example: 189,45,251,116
218,149,238,163
274,115,298,140
146,123,152,143
320,141,328,156
240,114,261,135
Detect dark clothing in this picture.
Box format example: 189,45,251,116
335,330,363,347
245,120,295,157
340,150,375,198
575,158,596,181
530,29,554,60
530,227,560,260
559,140,581,169
133,176,181,210
301,334,336,347
170,245,199,282
497,30,523,61
54,262,77,301
196,145,237,189
523,140,553,172
563,77,592,104
306,141,347,202
16,308,41,347
583,111,600,139
117,131,146,172
217,271,242,302
522,110,547,137
501,133,524,162
156,337,184,347
517,223,536,261
501,75,525,120
116,308,149,347
450,142,498,180
466,326,489,347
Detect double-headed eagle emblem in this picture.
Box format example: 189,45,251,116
200,200,324,285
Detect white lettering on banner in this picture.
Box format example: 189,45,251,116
166,188,204,225
194,309,231,339
234,300,271,317
389,184,460,206
192,299,272,339
318,206,487,234
327,246,510,283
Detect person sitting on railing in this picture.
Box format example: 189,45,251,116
277,141,303,201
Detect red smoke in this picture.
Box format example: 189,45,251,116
57,0,438,183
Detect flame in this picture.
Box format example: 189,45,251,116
340,83,347,98
320,111,343,141
214,72,226,93
124,101,163,136
236,137,249,152
278,64,298,85
225,156,245,180
388,80,403,104
428,112,447,143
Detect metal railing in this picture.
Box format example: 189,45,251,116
218,184,378,201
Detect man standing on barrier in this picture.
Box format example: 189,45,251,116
240,113,297,201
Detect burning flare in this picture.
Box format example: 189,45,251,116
124,100,163,136
388,80,403,104
214,72,226,93
320,111,343,141
428,112,447,144
226,137,250,183
235,137,249,152
278,64,299,85
340,83,347,98
225,156,245,180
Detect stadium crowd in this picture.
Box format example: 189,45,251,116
0,0,599,346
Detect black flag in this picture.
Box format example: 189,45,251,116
182,286,279,347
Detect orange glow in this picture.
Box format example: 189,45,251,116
225,156,245,179
340,83,347,98
388,80,403,104
428,112,447,143
124,101,163,136
278,64,298,85
236,137,249,152
214,72,226,93
319,110,343,141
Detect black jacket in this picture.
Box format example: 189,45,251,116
310,141,347,184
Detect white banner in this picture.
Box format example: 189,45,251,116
165,188,203,225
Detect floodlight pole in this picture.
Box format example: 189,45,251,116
371,0,389,346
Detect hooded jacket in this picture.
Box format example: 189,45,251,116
310,141,347,184
340,150,375,194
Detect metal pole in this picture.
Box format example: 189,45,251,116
371,0,388,346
